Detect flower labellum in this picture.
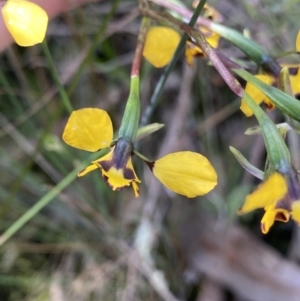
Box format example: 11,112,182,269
79,138,141,197
2,0,48,46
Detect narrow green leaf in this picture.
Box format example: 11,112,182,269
278,67,293,96
210,22,280,75
245,122,292,136
242,91,291,172
136,123,164,141
229,146,264,180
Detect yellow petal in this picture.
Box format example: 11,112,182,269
185,33,220,67
289,68,300,96
240,74,274,117
63,108,113,152
2,0,48,46
185,42,203,67
143,26,180,68
78,163,99,177
239,172,287,214
152,151,217,198
261,205,289,234
296,30,300,52
291,200,300,223
263,97,276,110
205,32,220,49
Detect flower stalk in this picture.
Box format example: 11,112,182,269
118,17,150,140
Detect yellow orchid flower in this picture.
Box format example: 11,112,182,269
240,65,300,117
2,0,48,46
78,141,141,197
240,32,300,117
239,172,300,233
63,108,218,198
185,3,222,67
63,108,140,197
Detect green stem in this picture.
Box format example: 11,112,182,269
42,40,73,113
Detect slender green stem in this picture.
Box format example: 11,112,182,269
0,152,101,247
140,0,207,126
42,40,73,113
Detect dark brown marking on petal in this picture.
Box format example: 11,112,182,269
288,67,299,76
276,199,291,211
145,161,155,172
265,102,275,110
123,167,135,180
295,93,300,101
275,212,289,222
260,223,265,233
194,52,205,58
100,160,112,172
286,171,300,200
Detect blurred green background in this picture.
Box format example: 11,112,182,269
1,0,300,300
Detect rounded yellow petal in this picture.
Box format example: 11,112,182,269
239,172,287,214
296,30,300,52
152,151,217,198
240,74,274,117
143,26,180,68
63,108,113,152
2,0,48,46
